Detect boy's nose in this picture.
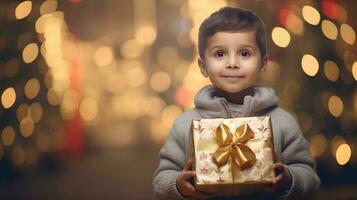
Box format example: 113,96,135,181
226,55,239,69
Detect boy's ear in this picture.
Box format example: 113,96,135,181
259,55,268,73
197,57,209,77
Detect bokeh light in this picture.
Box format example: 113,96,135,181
15,1,32,20
302,5,320,25
321,20,338,40
328,95,344,117
335,143,351,165
1,87,16,109
271,27,290,47
301,54,319,77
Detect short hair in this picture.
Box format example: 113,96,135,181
198,7,267,59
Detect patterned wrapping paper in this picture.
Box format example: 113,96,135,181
191,116,276,196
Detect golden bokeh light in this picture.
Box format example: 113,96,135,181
328,95,344,117
321,20,338,40
79,98,98,121
302,5,320,25
323,60,340,82
340,24,356,45
120,39,144,59
1,126,16,146
161,105,183,128
1,87,16,109
135,25,157,46
22,43,39,63
47,88,61,106
28,102,43,123
271,27,291,48
40,0,58,15
20,116,35,138
15,1,32,20
25,78,41,99
150,71,172,92
309,133,327,158
301,54,319,76
335,143,351,165
17,103,29,122
157,46,179,68
12,146,25,166
331,135,345,156
93,46,114,67
286,13,304,35
352,61,357,80
126,66,147,87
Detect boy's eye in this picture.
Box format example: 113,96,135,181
240,50,250,57
215,51,225,58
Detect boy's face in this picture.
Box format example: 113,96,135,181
198,31,267,93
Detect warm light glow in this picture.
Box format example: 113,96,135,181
286,13,304,35
120,39,144,59
328,95,344,117
352,62,357,81
271,27,290,47
1,87,16,109
79,98,98,121
157,46,179,67
324,60,340,82
20,117,35,138
331,135,345,156
340,24,356,45
309,133,327,157
321,20,338,40
22,43,39,63
161,105,183,128
135,25,157,46
28,102,43,123
47,88,61,106
335,143,351,165
93,46,114,67
1,126,16,146
24,78,40,99
150,71,172,92
126,66,147,87
40,0,58,15
301,54,319,77
15,1,32,19
302,5,320,25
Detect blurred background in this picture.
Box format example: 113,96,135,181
0,0,356,199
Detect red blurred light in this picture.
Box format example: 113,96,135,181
278,7,293,27
68,0,82,3
322,0,338,19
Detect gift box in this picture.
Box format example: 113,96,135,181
191,116,276,196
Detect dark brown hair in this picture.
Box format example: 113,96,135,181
198,7,267,59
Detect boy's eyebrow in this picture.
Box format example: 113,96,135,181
209,44,256,51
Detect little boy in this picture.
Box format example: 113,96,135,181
153,7,320,200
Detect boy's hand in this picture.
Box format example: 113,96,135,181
176,159,214,200
263,162,292,193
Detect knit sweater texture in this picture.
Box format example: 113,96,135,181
153,85,321,200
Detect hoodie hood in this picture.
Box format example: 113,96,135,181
194,84,279,118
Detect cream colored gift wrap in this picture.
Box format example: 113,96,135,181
191,116,276,196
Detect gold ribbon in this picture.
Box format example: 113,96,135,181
213,122,257,171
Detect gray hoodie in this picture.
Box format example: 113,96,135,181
153,85,320,200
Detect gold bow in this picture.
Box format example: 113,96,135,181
213,122,257,171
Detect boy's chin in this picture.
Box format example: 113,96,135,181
216,86,245,94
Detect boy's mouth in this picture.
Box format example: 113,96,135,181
221,75,245,78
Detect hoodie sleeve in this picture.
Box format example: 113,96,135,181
152,122,190,200
277,116,321,200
